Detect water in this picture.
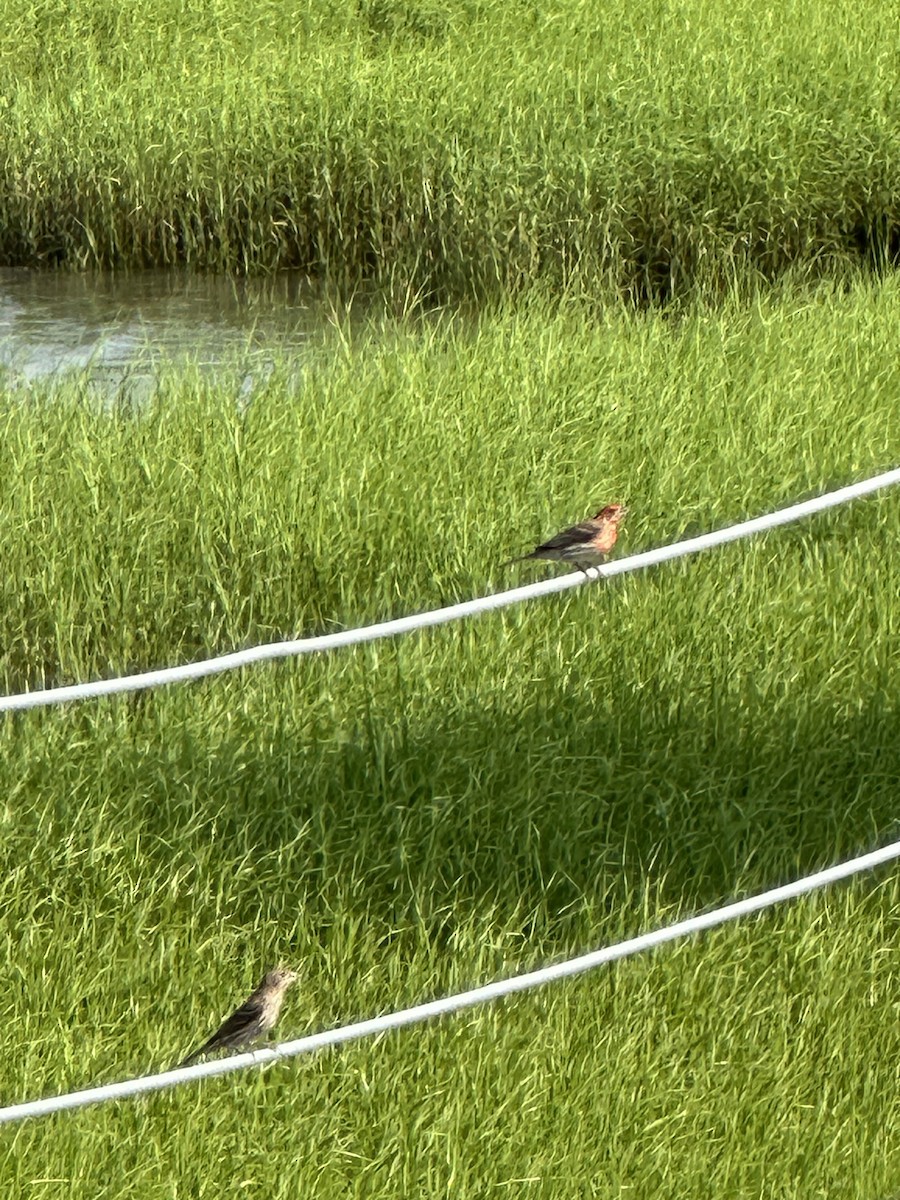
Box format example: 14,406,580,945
0,269,329,394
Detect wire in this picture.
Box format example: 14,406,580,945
2,837,898,1124
2,466,898,713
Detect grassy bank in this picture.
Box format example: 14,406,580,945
1,277,899,1194
0,0,898,295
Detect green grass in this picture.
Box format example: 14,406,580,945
0,275,899,1194
0,0,898,295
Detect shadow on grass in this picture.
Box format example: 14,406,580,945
124,670,900,948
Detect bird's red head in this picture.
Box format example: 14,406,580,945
593,504,628,523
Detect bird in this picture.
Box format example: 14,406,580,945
176,966,298,1068
507,503,628,571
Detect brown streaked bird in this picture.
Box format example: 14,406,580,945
507,503,629,570
177,967,298,1068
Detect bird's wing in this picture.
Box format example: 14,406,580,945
534,521,597,553
176,994,266,1068
206,994,265,1045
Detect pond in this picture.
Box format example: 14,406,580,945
0,268,331,394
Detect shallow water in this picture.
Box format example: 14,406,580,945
0,269,328,394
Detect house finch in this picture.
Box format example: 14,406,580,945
177,967,298,1068
507,504,628,570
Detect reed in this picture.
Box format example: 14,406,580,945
0,0,897,297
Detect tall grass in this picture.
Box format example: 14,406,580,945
0,0,897,295
0,277,899,1194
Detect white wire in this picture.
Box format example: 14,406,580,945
2,466,899,713
1,837,897,1124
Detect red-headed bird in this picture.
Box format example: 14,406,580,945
508,504,628,570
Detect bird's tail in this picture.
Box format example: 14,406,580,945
175,1048,201,1070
